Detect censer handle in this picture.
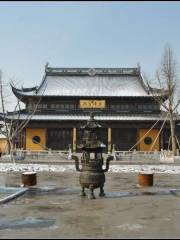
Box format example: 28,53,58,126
103,155,114,172
72,155,82,172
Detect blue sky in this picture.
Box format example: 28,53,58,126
0,1,180,92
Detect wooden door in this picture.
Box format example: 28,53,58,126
112,128,137,151
47,128,73,150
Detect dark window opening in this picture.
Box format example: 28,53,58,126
144,137,152,145
32,136,41,144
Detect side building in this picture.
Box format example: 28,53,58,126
5,66,180,152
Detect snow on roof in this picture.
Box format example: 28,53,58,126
36,75,149,97
5,113,167,121
12,67,152,98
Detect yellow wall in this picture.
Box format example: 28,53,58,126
139,129,159,151
0,139,8,153
26,128,46,150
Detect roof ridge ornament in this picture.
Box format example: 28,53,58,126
45,62,49,72
136,62,141,74
88,68,97,76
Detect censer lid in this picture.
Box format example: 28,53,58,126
78,112,106,150
81,112,102,129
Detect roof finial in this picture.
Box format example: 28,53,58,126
136,62,141,73
45,62,49,70
90,111,94,120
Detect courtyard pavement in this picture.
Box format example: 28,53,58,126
0,170,180,238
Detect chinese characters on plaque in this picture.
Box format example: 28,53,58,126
80,100,106,109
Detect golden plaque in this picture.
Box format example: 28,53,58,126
80,100,106,109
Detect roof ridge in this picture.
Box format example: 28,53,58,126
45,67,140,76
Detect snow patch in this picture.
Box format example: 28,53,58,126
0,163,180,174
114,223,144,231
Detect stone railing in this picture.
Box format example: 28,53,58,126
112,150,161,161
1,148,71,162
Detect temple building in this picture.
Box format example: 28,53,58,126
4,65,180,152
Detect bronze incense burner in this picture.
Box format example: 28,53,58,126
72,113,113,199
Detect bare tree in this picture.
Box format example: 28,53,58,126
145,44,180,155
0,70,46,162
0,70,12,154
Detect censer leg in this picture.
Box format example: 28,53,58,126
99,186,105,197
80,186,86,197
89,184,96,199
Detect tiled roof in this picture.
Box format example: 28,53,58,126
11,67,155,98
37,75,149,97
4,113,172,121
